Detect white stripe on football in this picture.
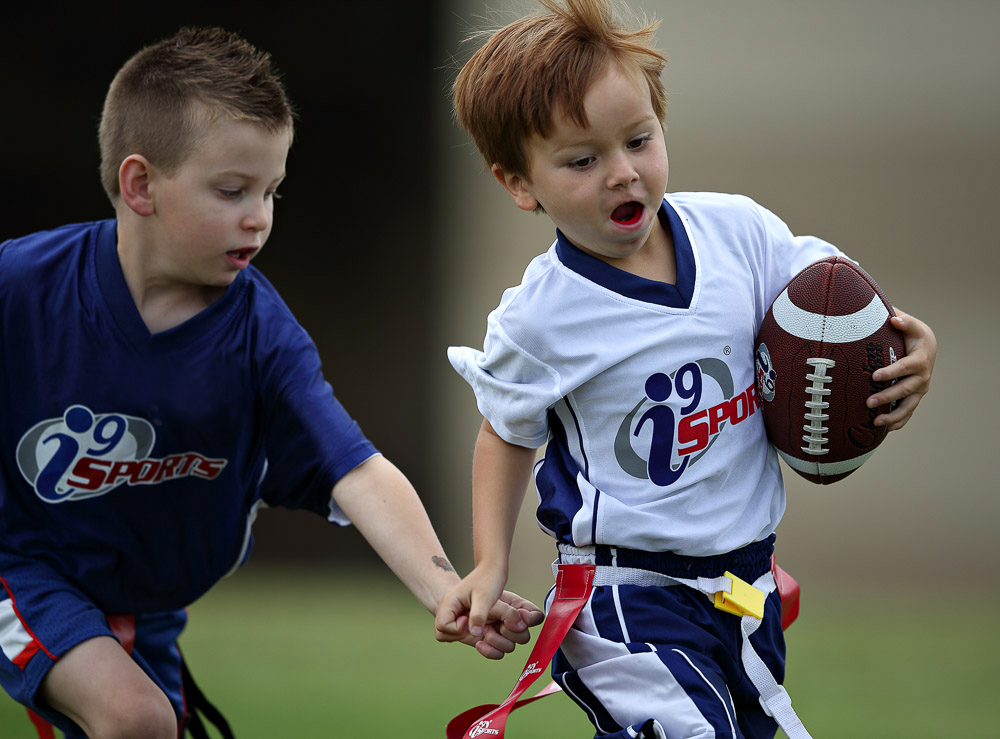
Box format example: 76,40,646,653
772,291,889,344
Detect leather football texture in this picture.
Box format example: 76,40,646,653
754,257,905,484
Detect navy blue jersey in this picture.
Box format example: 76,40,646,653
0,220,377,612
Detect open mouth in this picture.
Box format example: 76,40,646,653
226,248,257,268
611,201,644,226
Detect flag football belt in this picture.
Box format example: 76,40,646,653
447,555,807,739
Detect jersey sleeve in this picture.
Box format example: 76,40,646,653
255,310,378,524
752,200,847,308
448,305,562,449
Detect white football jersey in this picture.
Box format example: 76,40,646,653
449,193,845,556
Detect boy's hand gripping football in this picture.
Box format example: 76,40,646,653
868,308,936,431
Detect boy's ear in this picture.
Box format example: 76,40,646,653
118,155,155,217
491,163,539,212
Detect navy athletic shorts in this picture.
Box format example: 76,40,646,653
550,536,784,739
0,552,186,736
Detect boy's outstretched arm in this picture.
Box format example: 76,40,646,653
332,454,541,659
868,308,937,431
435,419,540,658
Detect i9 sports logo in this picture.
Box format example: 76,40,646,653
16,405,227,503
469,720,500,737
615,358,760,486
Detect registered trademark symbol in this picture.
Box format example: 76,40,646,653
723,346,732,355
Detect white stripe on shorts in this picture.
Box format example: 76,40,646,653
0,598,33,663
671,648,738,736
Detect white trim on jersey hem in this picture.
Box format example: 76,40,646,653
327,452,382,526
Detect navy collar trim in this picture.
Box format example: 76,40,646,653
554,198,695,308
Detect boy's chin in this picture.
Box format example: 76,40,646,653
200,277,235,296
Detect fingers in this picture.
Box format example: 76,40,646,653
434,607,468,644
468,597,495,638
477,624,518,658
873,392,919,431
473,617,542,659
466,600,544,659
498,592,545,627
434,580,543,659
867,369,923,410
492,593,545,645
521,607,545,628
866,308,935,431
868,369,926,430
475,637,507,661
466,574,509,637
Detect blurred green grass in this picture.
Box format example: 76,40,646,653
2,567,996,737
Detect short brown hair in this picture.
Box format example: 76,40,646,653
99,26,295,201
453,0,666,178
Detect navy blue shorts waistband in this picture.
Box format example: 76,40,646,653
579,534,775,584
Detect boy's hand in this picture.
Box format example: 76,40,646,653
868,308,936,431
435,569,543,660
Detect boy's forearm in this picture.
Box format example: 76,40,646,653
470,420,537,571
331,455,460,614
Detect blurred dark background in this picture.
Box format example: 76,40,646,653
0,2,443,567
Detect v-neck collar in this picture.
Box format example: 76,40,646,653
92,220,246,355
554,198,695,308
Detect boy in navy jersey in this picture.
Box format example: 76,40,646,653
434,1,936,737
0,27,541,738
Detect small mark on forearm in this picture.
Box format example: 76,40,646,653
432,555,457,574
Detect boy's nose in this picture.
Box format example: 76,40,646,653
606,153,639,189
242,199,271,232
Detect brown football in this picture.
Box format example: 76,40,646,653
754,257,905,484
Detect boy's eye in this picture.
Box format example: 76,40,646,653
567,156,595,169
627,135,653,150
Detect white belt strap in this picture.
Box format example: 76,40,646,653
555,561,731,597
556,550,812,739
555,547,733,598
741,573,812,739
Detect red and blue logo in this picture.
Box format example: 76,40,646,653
16,405,227,503
614,358,760,486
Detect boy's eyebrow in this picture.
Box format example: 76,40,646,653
214,169,287,184
548,115,660,154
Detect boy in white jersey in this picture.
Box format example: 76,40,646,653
434,1,936,737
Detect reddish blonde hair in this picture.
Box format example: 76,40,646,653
454,0,666,178
99,27,295,202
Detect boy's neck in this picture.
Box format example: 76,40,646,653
631,220,676,285
116,220,226,335
590,214,677,285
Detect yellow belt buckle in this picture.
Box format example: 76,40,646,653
713,571,766,619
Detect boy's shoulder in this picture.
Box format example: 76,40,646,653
0,220,108,279
2,219,106,246
666,191,762,220
496,244,563,306
1,219,107,255
667,192,787,248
